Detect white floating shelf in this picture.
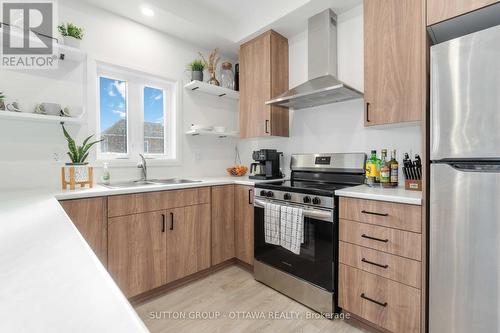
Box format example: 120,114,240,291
184,80,239,100
57,44,87,63
186,129,239,138
0,111,85,125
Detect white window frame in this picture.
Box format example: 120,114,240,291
96,62,179,165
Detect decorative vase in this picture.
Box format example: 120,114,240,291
191,70,203,82
208,71,220,86
61,164,93,190
63,36,81,48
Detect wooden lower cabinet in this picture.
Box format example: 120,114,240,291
211,185,235,265
166,204,211,283
234,185,254,265
108,211,167,298
60,197,107,266
339,264,420,333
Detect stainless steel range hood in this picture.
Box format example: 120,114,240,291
266,9,363,110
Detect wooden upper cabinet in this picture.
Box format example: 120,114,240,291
240,30,289,138
211,185,235,265
166,204,211,283
364,0,425,126
108,211,167,298
234,185,254,266
60,197,107,266
427,0,499,25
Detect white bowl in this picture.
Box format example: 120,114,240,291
214,126,226,133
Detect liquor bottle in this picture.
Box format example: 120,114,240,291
380,149,391,187
390,149,399,187
365,150,378,186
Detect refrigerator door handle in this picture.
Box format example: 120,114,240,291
450,163,500,173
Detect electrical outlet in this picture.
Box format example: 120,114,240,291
52,152,61,162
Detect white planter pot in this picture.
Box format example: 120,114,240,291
63,36,81,48
64,164,90,182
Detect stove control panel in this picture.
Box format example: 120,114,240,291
254,189,334,209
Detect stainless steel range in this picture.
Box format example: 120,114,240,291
253,153,366,315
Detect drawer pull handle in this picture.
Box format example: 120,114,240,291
170,212,174,230
161,214,166,233
360,293,388,307
361,234,389,243
361,210,389,217
362,258,389,269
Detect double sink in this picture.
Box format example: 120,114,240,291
102,178,201,189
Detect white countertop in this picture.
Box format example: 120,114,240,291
335,184,422,205
55,176,284,200
0,176,282,332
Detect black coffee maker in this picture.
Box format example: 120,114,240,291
249,149,283,180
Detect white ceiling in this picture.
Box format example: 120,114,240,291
76,0,362,58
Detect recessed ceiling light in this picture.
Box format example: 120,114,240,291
141,6,155,17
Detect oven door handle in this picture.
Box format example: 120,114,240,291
254,198,333,221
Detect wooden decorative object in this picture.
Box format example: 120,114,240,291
61,165,93,190
405,179,422,191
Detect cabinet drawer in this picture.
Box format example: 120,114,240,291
339,219,421,260
339,241,421,289
339,197,421,233
108,187,211,217
339,264,420,333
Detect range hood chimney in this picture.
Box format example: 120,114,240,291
266,9,363,109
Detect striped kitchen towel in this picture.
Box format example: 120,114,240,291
264,202,281,245
279,205,304,255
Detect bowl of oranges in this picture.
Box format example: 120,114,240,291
226,165,248,177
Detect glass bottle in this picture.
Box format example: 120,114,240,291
380,149,391,187
221,62,235,90
390,149,399,187
366,150,378,186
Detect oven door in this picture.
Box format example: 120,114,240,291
254,200,335,292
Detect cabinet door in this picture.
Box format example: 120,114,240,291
240,30,289,138
240,32,271,138
427,0,499,25
364,0,424,126
211,185,235,265
165,204,211,283
235,186,254,265
108,211,166,297
60,197,107,266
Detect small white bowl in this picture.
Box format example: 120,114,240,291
214,126,226,133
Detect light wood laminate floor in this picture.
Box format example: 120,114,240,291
135,265,368,333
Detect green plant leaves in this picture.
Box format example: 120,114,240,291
57,22,84,40
61,124,102,164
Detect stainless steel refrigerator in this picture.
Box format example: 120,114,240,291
430,25,500,332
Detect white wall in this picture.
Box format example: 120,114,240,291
0,0,238,190
0,3,421,190
237,5,421,179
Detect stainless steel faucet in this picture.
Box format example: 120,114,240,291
138,154,147,181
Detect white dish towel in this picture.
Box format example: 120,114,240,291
264,202,281,245
279,205,304,255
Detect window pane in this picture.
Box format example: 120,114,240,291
143,86,165,155
99,77,127,154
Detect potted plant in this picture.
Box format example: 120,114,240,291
57,22,84,48
0,92,5,111
199,48,220,86
188,59,204,82
61,124,102,189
